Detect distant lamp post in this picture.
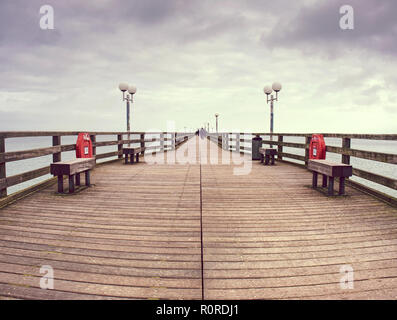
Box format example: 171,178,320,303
263,82,282,144
118,83,137,146
215,113,219,133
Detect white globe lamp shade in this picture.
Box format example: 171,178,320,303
128,85,137,94
272,82,282,92
119,83,128,92
263,86,273,95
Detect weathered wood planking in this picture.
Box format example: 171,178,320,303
308,160,353,177
0,138,202,299
0,137,396,299
198,138,397,299
50,158,96,176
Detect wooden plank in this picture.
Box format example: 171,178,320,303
0,166,50,189
279,152,305,162
61,144,76,152
326,146,397,164
0,136,5,197
353,168,397,190
262,140,306,149
4,146,61,163
95,151,120,160
253,133,397,140
308,160,352,177
0,131,143,139
50,158,95,176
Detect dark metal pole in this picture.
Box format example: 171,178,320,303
127,97,130,147
270,95,274,148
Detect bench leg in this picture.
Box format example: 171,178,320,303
124,154,128,164
265,155,270,165
136,153,139,163
312,171,318,188
322,174,327,187
57,175,63,193
339,177,345,195
260,154,264,163
69,175,75,193
76,173,81,186
85,170,91,187
131,154,134,164
271,155,275,165
328,177,334,196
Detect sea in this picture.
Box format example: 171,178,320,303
3,133,397,199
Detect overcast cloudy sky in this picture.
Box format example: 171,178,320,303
0,0,396,133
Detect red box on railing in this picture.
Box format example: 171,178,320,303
76,132,93,158
309,134,326,160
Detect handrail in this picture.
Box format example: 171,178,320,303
0,131,194,198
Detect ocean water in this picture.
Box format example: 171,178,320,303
2,133,397,199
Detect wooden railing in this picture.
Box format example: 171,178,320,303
208,132,397,204
0,131,194,199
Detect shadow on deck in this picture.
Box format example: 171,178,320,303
0,137,396,299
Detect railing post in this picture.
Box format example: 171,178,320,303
0,136,6,198
117,134,123,159
174,132,176,149
140,133,145,155
305,135,312,167
52,135,61,163
278,135,283,160
236,133,240,152
342,137,351,165
90,134,96,156
160,133,164,151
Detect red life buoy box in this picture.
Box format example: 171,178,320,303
76,133,93,158
309,134,326,160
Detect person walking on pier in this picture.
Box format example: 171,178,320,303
199,127,206,140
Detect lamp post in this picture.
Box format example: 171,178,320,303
118,83,137,147
263,82,282,145
215,113,219,133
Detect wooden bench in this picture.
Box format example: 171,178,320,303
308,159,353,196
259,148,277,165
50,158,95,194
122,147,145,164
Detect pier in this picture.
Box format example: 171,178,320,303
0,132,396,299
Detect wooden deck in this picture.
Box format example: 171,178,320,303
0,136,396,299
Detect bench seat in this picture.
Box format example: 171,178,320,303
50,158,95,193
308,159,353,196
259,148,277,165
122,147,146,164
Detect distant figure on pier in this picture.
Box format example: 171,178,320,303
195,129,199,136
199,127,206,140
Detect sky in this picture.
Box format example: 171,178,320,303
0,0,396,133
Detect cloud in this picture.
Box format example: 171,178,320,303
0,0,396,133
265,0,397,57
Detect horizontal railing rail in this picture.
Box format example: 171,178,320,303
0,131,194,198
